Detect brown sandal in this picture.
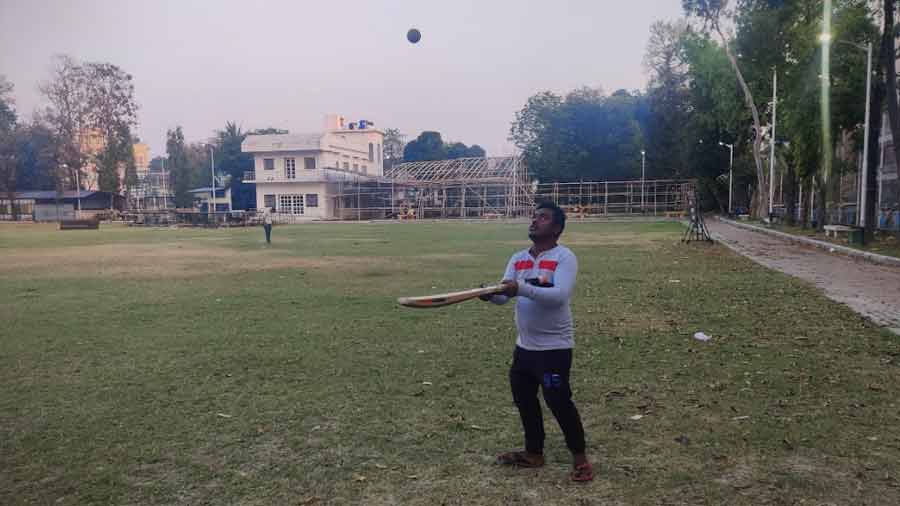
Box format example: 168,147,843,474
496,450,545,468
570,462,594,482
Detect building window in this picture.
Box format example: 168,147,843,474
264,158,275,170
377,144,381,162
284,158,296,179
304,157,316,170
369,143,374,162
264,194,276,209
306,194,319,207
278,194,304,215
343,162,350,170
353,163,358,171
362,165,368,174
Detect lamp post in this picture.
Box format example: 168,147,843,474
769,69,777,217
819,31,872,228
641,150,646,212
719,142,734,214
65,164,81,218
208,145,215,225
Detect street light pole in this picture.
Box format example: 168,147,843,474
859,41,872,228
819,33,872,229
209,145,215,225
720,142,734,214
641,150,646,212
66,164,81,218
769,69,777,218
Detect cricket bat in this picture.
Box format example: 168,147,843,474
397,284,506,308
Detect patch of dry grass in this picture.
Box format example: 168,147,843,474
1,221,899,505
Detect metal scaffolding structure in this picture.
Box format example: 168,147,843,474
334,156,532,220
532,179,694,217
332,155,695,220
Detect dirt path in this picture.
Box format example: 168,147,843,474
707,219,900,334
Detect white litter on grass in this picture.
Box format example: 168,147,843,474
693,332,712,342
629,414,644,421
422,381,433,386
829,248,836,253
216,413,232,419
668,279,681,283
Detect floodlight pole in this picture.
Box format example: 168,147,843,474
720,142,734,214
641,150,646,212
209,145,215,225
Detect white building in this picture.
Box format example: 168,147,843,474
242,114,385,220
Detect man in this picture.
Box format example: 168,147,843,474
263,207,274,244
481,202,593,482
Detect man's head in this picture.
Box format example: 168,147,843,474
529,202,566,242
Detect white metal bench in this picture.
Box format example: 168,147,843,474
823,225,855,238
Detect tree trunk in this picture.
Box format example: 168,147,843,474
864,43,886,242
802,179,812,229
785,162,796,226
715,23,768,220
815,176,827,231
882,0,900,182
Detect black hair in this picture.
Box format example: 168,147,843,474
536,201,566,235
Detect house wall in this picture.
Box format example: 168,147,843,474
254,182,335,219
322,130,384,176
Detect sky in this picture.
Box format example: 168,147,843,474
0,0,684,159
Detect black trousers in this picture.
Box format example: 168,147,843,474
510,346,586,455
264,224,272,243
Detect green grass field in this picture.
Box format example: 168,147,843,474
2,221,899,505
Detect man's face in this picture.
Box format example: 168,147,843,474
529,208,559,241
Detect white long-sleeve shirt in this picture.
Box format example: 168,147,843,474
490,244,577,351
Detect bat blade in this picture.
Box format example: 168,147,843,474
397,284,505,308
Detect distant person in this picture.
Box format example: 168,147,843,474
263,207,274,244
481,201,593,482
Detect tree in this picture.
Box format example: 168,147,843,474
0,77,19,216
383,128,406,169
880,0,900,222
167,127,193,208
0,76,15,133
644,20,692,177
467,144,486,157
247,127,288,136
13,120,58,192
40,55,91,192
403,131,447,161
214,121,254,209
96,124,131,193
510,87,644,182
680,31,746,211
40,56,139,196
446,141,487,159
683,0,770,219
85,61,138,196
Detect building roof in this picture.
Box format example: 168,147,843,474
242,133,325,153
385,156,526,183
188,187,226,194
12,190,99,200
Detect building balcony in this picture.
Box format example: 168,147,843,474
243,169,379,184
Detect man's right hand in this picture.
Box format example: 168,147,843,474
500,279,518,297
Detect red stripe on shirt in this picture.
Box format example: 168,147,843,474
538,260,558,271
514,260,534,271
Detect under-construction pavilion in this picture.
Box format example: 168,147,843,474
332,156,695,220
